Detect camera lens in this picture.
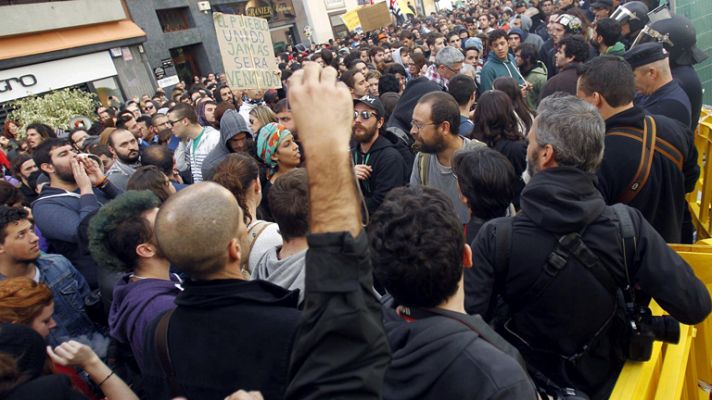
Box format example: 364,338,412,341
650,315,680,344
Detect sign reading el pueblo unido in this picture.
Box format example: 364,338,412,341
213,12,282,90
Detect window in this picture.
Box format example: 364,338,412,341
156,7,192,33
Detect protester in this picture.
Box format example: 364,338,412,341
447,74,477,137
105,129,141,191
201,109,253,181
168,103,220,183
480,29,526,91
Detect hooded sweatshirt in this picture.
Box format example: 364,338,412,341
201,109,252,181
382,306,537,399
522,60,548,110
480,51,525,92
252,247,306,304
108,274,182,369
352,134,408,213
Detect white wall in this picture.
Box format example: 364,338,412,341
298,0,361,44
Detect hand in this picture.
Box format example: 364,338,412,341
80,155,105,186
47,341,100,370
71,156,93,193
224,390,264,400
354,164,372,180
287,62,353,151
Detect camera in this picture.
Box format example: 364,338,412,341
624,303,680,361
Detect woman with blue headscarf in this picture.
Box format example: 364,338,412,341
255,122,301,221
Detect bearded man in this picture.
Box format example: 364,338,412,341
351,95,408,214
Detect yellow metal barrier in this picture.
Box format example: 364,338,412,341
689,107,712,239
610,244,712,399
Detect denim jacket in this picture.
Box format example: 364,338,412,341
35,254,101,347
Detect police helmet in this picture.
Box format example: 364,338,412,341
611,1,650,35
635,15,709,66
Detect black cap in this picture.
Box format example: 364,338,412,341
354,95,385,118
624,42,668,69
591,0,613,9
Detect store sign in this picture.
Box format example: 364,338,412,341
0,52,117,104
217,0,295,23
325,0,346,10
157,75,180,88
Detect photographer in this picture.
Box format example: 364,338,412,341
465,94,711,399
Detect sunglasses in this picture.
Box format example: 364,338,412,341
354,111,377,120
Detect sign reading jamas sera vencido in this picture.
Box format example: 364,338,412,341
213,13,282,90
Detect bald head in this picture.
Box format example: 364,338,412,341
155,182,245,279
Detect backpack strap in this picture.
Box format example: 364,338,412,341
418,152,430,186
608,116,665,203
242,221,273,275
154,309,182,397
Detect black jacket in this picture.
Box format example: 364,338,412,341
6,375,87,400
597,106,698,242
142,278,301,400
286,231,390,400
381,304,537,400
465,167,711,397
672,65,703,131
352,135,408,214
634,80,692,129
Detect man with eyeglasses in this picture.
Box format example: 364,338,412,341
168,103,220,183
410,92,485,225
423,46,465,90
351,96,407,214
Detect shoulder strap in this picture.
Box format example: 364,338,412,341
154,309,182,397
418,153,430,186
611,204,636,286
609,116,659,203
242,221,272,273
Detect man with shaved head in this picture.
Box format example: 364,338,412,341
141,182,301,399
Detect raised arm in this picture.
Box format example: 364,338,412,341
286,62,390,400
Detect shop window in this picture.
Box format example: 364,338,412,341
91,76,123,107
156,7,193,33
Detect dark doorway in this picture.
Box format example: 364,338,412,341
170,45,202,84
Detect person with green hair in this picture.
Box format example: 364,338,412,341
87,190,181,371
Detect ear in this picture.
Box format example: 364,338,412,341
39,163,54,176
109,146,117,156
462,244,473,269
377,117,385,130
253,177,262,194
228,237,241,264
540,143,558,168
135,243,156,259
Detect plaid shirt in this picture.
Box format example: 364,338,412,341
424,64,448,89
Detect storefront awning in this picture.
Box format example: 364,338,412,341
0,20,146,61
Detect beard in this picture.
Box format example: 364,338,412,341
416,135,445,154
54,163,76,184
118,150,140,164
353,123,378,144
525,151,539,181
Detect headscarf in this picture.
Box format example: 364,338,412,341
256,122,291,178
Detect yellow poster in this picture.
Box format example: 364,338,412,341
341,8,362,32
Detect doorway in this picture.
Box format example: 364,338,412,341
170,45,202,84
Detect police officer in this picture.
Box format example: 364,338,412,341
610,1,648,48
625,42,692,129
636,15,708,131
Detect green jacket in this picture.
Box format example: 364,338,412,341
524,61,548,110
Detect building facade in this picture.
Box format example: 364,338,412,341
0,0,154,114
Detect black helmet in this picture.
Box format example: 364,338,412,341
611,1,650,36
637,15,709,66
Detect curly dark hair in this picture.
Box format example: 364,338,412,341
453,147,517,220
368,186,464,308
0,207,28,244
88,191,160,273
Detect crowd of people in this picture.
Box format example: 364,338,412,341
0,0,710,399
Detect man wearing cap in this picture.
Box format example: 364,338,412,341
642,14,708,132
577,55,698,243
351,95,408,214
424,46,465,90
625,42,692,129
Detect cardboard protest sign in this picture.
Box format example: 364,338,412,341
213,12,282,90
357,2,392,32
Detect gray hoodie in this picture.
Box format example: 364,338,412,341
201,109,252,180
252,247,306,304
